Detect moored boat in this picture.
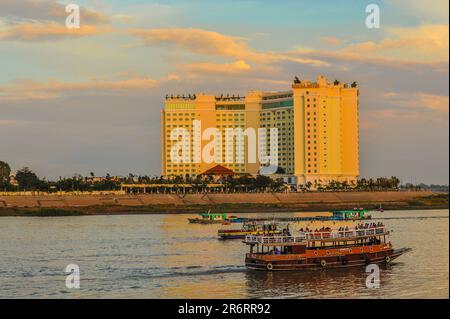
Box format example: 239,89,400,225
188,212,228,224
331,209,372,221
226,215,249,223
218,221,282,239
244,225,411,271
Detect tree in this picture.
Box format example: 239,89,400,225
0,161,11,182
15,167,41,190
255,175,272,191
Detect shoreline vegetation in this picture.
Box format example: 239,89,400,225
1,161,448,217
0,192,447,217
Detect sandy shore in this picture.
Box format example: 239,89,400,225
0,191,447,216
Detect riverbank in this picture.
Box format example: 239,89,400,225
0,191,447,216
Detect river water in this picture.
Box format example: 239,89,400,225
0,209,448,298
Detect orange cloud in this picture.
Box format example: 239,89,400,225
0,77,158,101
0,22,112,41
130,28,328,67
319,36,342,46
131,28,251,59
340,24,449,62
183,60,252,75
0,120,19,126
292,47,447,71
418,93,449,112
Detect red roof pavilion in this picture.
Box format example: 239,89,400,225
199,165,235,176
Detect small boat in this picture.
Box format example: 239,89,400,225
188,212,228,224
331,209,371,221
218,221,282,239
244,225,411,271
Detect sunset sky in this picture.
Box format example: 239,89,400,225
0,0,448,184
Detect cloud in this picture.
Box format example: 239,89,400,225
0,22,112,41
417,93,449,112
0,0,111,41
0,76,158,101
340,24,449,62
361,91,449,130
130,28,251,58
319,36,343,46
130,27,328,67
388,0,449,23
0,120,20,126
0,0,109,24
183,60,252,75
291,47,448,72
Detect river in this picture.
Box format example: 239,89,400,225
0,209,448,298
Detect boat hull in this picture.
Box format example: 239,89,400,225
245,247,411,271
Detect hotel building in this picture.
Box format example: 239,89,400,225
161,75,359,186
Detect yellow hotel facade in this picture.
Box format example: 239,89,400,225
161,75,359,187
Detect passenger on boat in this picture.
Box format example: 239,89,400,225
282,225,291,236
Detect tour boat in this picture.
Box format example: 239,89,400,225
218,221,282,239
244,226,411,271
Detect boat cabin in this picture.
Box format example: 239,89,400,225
199,213,227,221
331,209,371,221
245,226,389,255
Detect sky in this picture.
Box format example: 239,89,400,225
0,0,448,184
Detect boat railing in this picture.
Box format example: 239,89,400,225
245,234,306,245
245,227,387,244
301,227,386,240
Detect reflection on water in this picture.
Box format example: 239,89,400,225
245,264,394,298
0,210,448,298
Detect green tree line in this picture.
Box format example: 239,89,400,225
0,160,440,193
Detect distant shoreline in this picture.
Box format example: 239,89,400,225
0,191,447,217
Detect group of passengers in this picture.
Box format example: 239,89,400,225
355,222,384,230
356,222,385,235
299,226,332,233
299,226,333,239
296,221,386,240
